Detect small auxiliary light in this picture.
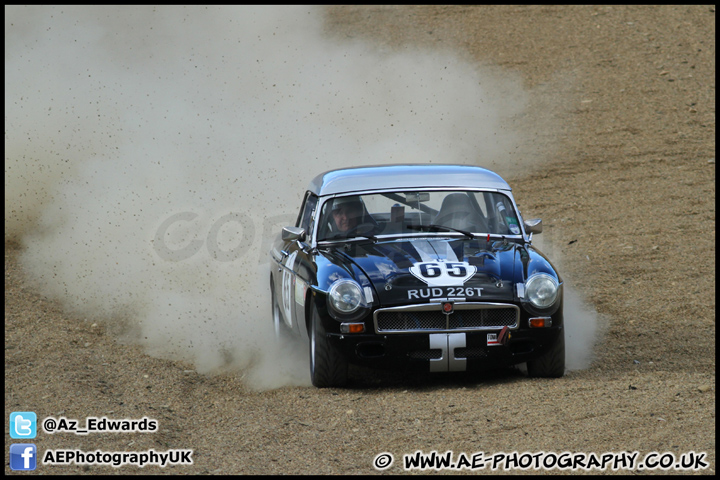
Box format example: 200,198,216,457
529,317,552,328
340,323,365,334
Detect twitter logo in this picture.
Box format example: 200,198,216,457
10,412,37,439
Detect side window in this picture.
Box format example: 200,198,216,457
296,192,318,234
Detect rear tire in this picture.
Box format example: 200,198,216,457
309,305,348,388
526,329,566,378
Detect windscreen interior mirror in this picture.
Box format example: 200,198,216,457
406,192,430,203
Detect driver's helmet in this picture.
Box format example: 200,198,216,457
328,195,366,234
331,195,363,215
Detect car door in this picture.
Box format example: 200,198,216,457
277,192,317,337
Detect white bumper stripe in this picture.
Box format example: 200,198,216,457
428,333,467,372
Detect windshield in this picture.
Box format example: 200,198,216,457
316,190,522,241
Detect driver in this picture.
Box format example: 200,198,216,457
331,196,364,233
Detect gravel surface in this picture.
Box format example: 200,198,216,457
5,5,715,475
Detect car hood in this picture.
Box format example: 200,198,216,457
324,237,520,306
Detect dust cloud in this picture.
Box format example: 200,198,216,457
531,234,604,371
5,5,596,388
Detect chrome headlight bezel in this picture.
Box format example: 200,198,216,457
328,279,367,317
525,273,559,309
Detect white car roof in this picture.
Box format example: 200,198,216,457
308,164,512,196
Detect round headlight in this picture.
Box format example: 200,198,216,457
525,273,559,308
328,279,365,314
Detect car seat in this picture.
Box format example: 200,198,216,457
432,193,487,233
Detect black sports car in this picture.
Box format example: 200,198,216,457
269,164,564,387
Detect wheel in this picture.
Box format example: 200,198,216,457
526,329,566,378
309,305,348,388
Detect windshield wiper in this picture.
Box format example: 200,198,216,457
324,232,376,242
406,224,475,239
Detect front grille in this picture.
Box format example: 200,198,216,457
374,303,519,334
449,309,517,329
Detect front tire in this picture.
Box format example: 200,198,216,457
309,305,348,388
526,329,566,378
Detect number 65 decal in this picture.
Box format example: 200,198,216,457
409,261,476,287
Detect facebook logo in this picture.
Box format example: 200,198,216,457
10,444,37,471
10,411,37,438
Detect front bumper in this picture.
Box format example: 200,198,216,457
324,326,562,373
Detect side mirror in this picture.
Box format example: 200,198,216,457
524,219,543,234
282,226,306,242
